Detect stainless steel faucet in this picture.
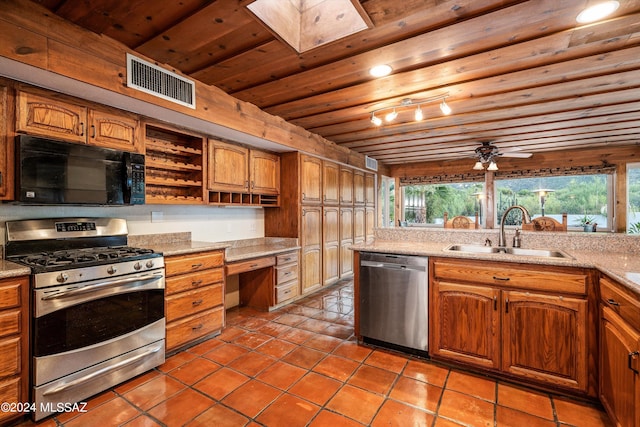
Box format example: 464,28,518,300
499,205,532,248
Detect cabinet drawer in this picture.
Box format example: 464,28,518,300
0,310,21,339
226,256,275,276
277,252,298,265
276,280,299,305
0,337,20,377
600,276,640,330
165,251,224,276
166,283,223,322
0,280,25,311
433,260,587,294
166,268,224,295
0,376,22,424
276,263,298,285
166,306,224,351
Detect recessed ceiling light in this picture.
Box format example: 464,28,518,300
369,64,392,78
576,1,619,23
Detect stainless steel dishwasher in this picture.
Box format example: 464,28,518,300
359,252,429,354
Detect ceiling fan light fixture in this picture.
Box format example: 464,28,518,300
576,1,619,23
440,99,452,115
385,108,398,122
371,113,382,126
473,161,484,170
370,64,392,78
414,105,424,121
487,161,499,171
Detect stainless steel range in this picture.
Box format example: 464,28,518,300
5,218,165,421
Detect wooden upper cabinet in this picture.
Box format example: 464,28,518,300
250,150,280,195
365,173,375,206
301,154,322,204
16,89,142,152
323,161,339,205
16,90,86,143
354,170,365,205
340,166,353,205
208,139,250,192
88,108,141,153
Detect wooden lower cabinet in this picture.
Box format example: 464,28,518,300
600,276,640,427
0,276,28,426
430,258,594,396
164,250,225,352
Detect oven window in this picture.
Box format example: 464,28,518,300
33,290,164,357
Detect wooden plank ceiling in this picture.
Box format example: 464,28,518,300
30,0,640,168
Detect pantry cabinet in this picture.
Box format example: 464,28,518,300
16,89,142,153
301,205,323,294
0,276,29,426
599,275,640,427
430,258,595,396
301,154,323,204
164,250,225,352
0,84,13,200
323,160,340,205
323,206,340,286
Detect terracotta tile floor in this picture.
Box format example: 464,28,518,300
22,279,613,427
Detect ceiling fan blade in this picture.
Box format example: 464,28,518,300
501,152,533,158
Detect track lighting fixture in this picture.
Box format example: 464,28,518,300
369,93,451,126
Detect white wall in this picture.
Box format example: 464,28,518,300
0,204,265,244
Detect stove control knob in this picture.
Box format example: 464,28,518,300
146,260,155,269
56,273,69,283
107,266,117,275
134,262,142,271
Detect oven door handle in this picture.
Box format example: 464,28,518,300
40,274,162,301
42,343,164,396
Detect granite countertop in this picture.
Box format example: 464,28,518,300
0,260,32,279
351,239,640,297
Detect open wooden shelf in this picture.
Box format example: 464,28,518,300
208,191,279,207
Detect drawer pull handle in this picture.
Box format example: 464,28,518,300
192,299,203,306
283,289,291,294
284,271,292,275
192,324,203,331
250,263,259,268
607,298,620,306
493,276,510,281
282,258,291,262
629,351,640,373
192,280,203,286
191,263,203,269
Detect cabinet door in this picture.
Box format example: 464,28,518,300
322,161,339,205
365,173,375,206
301,155,322,204
502,290,588,392
88,108,141,153
430,281,500,369
323,207,340,286
0,84,12,199
353,170,365,205
301,206,322,293
339,166,353,204
353,207,365,243
365,207,375,241
16,90,86,143
208,139,249,192
600,306,640,427
250,150,280,195
340,207,354,277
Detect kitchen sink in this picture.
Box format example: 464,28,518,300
445,244,572,259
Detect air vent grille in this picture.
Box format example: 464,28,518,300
126,53,195,109
365,155,378,171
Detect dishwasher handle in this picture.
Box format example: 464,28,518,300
360,260,426,272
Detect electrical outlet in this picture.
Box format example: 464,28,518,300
151,211,163,223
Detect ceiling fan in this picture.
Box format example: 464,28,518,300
472,141,532,171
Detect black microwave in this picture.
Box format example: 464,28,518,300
16,135,145,205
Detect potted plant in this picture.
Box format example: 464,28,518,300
576,214,597,232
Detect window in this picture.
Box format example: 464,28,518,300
402,182,484,226
380,176,395,227
628,163,640,234
495,174,612,230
